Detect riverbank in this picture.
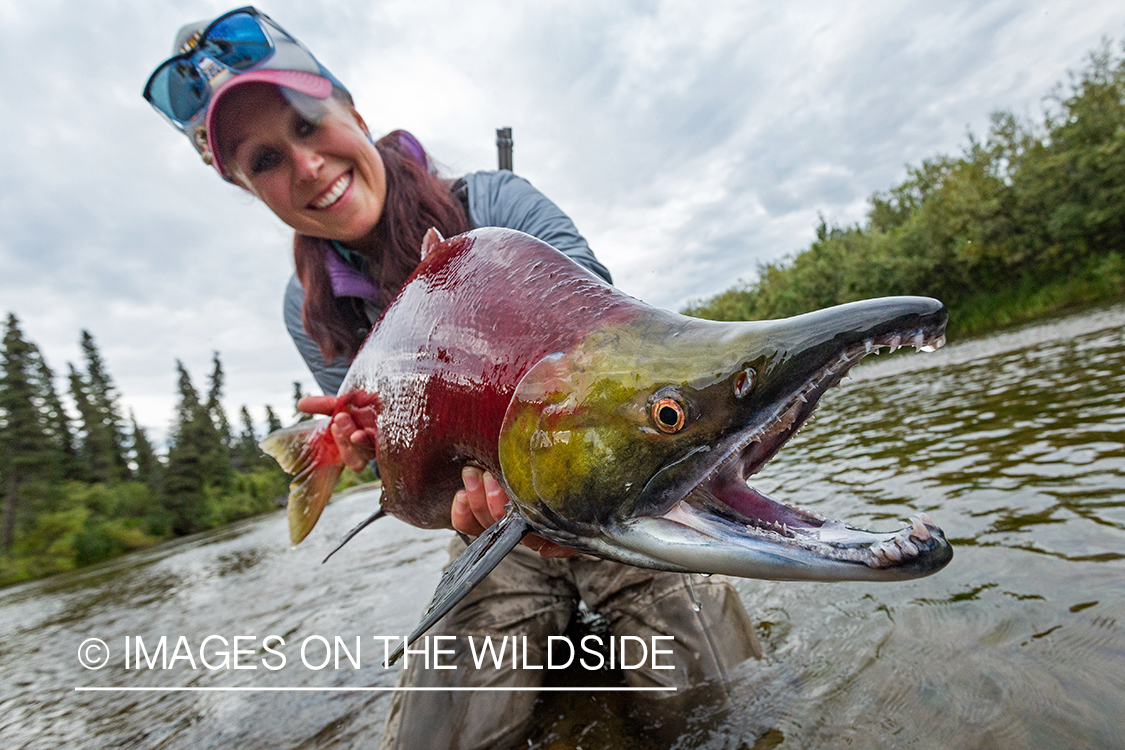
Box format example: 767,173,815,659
0,466,375,589
949,252,1125,337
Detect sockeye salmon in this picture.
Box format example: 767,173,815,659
262,227,953,663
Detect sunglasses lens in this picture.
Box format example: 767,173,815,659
202,13,271,70
148,60,210,123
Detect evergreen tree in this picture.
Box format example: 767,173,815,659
69,332,128,482
264,404,283,433
0,314,61,550
234,406,262,471
293,381,309,421
206,351,233,451
162,361,211,535
30,342,80,480
162,361,233,535
129,410,161,489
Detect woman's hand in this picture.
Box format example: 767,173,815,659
452,467,577,559
297,395,376,472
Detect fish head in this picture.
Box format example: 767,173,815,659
499,295,953,582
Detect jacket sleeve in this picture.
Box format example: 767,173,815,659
462,170,613,284
284,274,351,396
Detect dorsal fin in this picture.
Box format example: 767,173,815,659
420,227,445,262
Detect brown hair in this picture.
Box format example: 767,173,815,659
294,130,470,361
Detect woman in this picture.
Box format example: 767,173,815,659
145,8,760,748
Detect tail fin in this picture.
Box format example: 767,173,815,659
260,418,344,546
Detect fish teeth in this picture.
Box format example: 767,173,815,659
896,536,919,557
882,543,903,562
909,515,932,541
919,334,946,353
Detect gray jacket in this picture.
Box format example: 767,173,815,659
285,170,612,395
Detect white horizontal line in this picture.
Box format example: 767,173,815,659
75,686,676,693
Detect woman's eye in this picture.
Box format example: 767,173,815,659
250,148,282,174
295,117,318,138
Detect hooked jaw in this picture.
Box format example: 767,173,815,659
603,300,954,582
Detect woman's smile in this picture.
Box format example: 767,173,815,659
310,170,353,210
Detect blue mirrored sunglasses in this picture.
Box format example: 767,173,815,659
143,7,274,127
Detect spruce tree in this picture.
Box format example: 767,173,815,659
69,332,128,482
0,314,61,549
162,360,234,535
31,343,79,480
129,410,161,489
264,405,283,433
206,351,233,451
162,361,210,535
234,406,262,471
293,381,308,421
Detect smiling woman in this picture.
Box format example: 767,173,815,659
143,6,760,749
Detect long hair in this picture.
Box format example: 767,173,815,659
294,130,470,361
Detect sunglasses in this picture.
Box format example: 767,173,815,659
143,7,280,128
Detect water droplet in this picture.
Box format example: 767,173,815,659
683,573,702,612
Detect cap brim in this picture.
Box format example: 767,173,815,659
205,70,334,177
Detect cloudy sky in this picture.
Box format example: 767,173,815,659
0,0,1121,443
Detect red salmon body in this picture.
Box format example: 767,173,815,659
332,228,637,529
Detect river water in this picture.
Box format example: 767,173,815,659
2,304,1123,749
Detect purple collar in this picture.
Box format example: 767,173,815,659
323,242,381,304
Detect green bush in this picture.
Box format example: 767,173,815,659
685,44,1125,336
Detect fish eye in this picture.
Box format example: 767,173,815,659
734,368,756,399
652,396,686,434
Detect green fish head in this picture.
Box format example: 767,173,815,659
499,296,954,582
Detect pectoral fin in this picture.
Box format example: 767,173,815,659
387,507,530,665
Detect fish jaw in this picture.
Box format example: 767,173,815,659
499,295,953,582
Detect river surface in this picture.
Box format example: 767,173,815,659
2,304,1124,749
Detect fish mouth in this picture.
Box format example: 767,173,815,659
610,313,954,581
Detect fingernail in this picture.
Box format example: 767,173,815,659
461,466,482,490
483,471,501,493
453,492,467,512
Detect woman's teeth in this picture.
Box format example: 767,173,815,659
312,172,352,209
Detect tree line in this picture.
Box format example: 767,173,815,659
683,43,1125,334
0,316,331,586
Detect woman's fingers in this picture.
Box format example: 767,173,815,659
330,413,374,472
451,468,579,559
297,395,337,416
451,490,486,536
460,467,494,532
482,471,508,521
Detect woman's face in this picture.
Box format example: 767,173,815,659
213,84,386,246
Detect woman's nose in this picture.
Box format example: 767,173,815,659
292,145,324,180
